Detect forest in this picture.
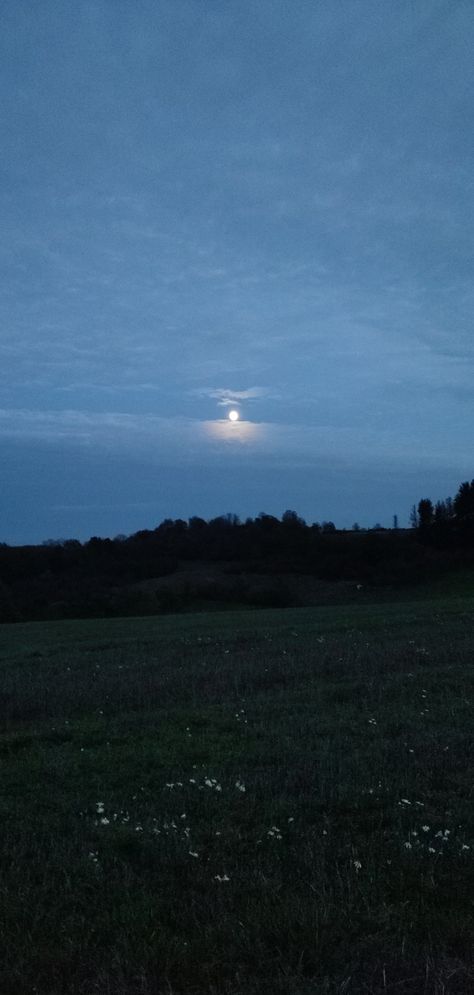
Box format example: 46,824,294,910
1,479,473,623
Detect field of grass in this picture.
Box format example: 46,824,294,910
0,595,473,994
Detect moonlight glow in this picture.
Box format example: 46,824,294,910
228,410,239,422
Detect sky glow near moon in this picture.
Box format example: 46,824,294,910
204,418,262,444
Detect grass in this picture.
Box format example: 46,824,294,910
0,595,473,994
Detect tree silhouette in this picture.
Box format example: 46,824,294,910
453,480,474,520
417,499,434,530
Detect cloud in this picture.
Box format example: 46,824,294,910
0,406,471,479
0,408,198,453
195,386,275,407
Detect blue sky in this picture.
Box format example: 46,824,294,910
1,0,473,543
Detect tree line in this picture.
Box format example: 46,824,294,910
411,479,474,543
0,479,472,622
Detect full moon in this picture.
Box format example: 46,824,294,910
228,409,239,422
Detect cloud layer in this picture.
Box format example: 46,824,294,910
1,1,473,540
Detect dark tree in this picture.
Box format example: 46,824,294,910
282,510,306,527
417,499,434,530
188,516,207,531
434,500,449,525
256,513,280,530
453,480,474,520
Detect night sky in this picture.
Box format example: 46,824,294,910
1,1,473,544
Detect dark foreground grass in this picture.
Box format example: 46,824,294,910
0,597,473,994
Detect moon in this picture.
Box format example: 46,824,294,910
228,409,239,422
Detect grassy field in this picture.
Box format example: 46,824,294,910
0,595,473,994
